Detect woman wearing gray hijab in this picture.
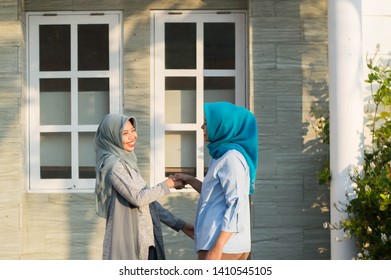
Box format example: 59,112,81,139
94,113,194,260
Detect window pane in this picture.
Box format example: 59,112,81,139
165,23,196,69
165,131,196,177
78,78,110,124
78,24,109,70
204,23,235,69
204,77,235,103
203,77,235,174
40,25,71,71
79,132,96,178
165,77,196,123
40,133,71,179
40,79,71,125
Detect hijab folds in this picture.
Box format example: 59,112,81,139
94,113,138,218
204,102,259,195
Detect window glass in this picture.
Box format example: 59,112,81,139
204,23,235,69
40,132,71,179
165,23,196,69
204,77,235,103
39,25,71,71
78,78,110,124
165,77,196,123
203,77,235,170
79,132,96,178
165,131,196,177
40,78,71,125
78,24,109,70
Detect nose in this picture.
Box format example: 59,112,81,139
129,132,136,140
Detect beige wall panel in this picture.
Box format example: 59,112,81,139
0,47,19,72
256,178,304,202
26,0,246,11
300,0,328,17
276,43,328,70
249,0,275,17
72,0,124,10
0,0,18,20
0,0,23,261
251,17,301,43
25,0,72,11
251,225,304,260
303,17,328,42
275,0,302,17
253,80,303,96
0,142,22,179
0,21,21,46
0,73,21,95
0,178,22,259
0,125,22,140
145,0,246,10
24,193,105,259
251,43,277,69
256,149,277,176
303,229,330,259
0,97,20,124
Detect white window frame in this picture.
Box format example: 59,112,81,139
26,11,123,192
150,10,247,187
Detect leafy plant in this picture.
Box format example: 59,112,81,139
309,106,331,185
321,51,391,259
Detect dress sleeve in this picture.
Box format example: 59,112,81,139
217,152,248,232
153,201,186,232
111,160,171,207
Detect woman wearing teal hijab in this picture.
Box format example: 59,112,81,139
94,114,194,260
173,102,258,260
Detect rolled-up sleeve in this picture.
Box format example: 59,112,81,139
217,157,246,233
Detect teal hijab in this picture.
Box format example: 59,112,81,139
94,113,138,218
205,102,258,195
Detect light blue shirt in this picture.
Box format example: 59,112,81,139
194,150,251,254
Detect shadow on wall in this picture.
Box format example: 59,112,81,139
250,0,330,258
157,191,199,260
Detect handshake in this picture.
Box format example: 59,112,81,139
167,173,202,193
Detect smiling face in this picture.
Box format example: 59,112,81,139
122,120,137,152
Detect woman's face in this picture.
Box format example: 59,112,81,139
201,119,209,142
122,120,137,152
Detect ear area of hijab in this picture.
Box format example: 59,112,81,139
129,116,137,130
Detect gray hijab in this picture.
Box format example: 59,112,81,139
94,113,138,218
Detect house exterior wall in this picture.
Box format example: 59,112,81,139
248,0,330,259
0,0,25,259
0,0,333,260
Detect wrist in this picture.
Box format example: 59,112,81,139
184,175,194,185
166,178,175,188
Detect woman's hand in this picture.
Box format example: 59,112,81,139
165,177,177,188
182,223,195,239
172,173,193,186
172,173,203,193
166,176,186,189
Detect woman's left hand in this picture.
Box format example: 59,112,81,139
182,223,195,240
